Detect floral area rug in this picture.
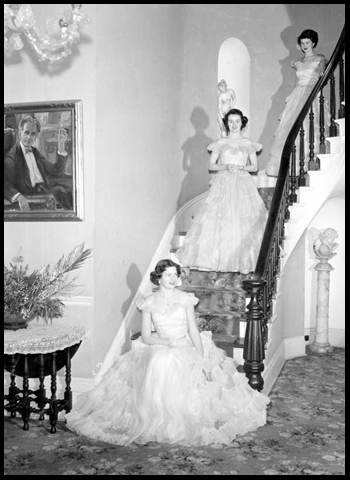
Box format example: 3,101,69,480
4,348,345,476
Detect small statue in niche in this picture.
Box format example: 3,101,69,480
217,79,237,137
310,227,339,261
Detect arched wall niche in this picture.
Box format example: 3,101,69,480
218,38,250,137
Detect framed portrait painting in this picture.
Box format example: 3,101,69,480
4,100,84,221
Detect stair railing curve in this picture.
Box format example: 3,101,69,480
242,24,345,391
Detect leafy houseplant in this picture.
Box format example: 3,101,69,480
4,243,92,330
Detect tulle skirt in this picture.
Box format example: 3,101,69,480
175,170,268,273
66,332,269,446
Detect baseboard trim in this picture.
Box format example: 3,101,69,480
262,336,306,395
261,341,285,395
305,327,345,348
284,336,306,359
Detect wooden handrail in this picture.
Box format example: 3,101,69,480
242,24,345,390
255,24,345,280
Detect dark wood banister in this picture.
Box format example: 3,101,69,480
242,25,345,391
256,24,345,279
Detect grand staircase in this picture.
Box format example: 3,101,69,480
170,115,344,392
94,25,344,391
170,186,274,365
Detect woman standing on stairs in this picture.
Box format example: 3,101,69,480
176,108,268,274
66,259,269,446
265,29,328,177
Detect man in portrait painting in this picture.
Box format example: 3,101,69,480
4,115,73,212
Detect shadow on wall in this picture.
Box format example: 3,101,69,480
176,107,214,212
257,26,300,169
258,4,344,170
121,262,143,350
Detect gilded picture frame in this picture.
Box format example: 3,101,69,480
4,100,84,221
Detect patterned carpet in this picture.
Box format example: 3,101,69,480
4,347,345,475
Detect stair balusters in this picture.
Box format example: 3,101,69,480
319,88,326,155
329,73,337,137
308,104,316,171
298,124,307,183
338,58,345,119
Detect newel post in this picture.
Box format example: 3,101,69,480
242,278,266,391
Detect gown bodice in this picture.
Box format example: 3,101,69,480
207,138,262,166
139,289,197,340
293,56,325,87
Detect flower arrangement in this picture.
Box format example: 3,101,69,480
4,243,92,326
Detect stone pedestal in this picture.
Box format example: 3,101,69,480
308,228,338,355
308,258,334,354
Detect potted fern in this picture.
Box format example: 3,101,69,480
4,243,92,330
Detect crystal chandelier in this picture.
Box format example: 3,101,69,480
4,4,90,63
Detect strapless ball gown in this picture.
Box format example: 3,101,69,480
66,290,269,446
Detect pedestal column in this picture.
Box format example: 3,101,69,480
308,228,338,354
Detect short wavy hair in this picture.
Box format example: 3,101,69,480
150,259,181,285
297,29,319,48
222,108,248,134
18,116,41,133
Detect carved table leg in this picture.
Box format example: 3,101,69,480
38,354,46,420
64,347,73,412
9,354,17,418
49,352,58,433
22,355,30,430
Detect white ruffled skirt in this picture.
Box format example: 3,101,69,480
176,170,268,273
66,332,269,446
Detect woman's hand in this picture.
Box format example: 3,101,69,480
227,164,243,173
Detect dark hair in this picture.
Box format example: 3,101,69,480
18,116,41,133
297,29,319,48
222,108,248,134
150,259,181,285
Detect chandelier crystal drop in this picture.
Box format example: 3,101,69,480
4,4,90,63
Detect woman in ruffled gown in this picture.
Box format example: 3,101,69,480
265,29,328,177
66,259,269,446
176,108,268,273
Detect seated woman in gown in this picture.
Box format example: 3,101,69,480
66,259,269,446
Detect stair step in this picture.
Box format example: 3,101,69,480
179,268,251,290
180,286,246,315
297,185,316,203
307,170,327,188
197,311,246,337
326,136,342,154
288,202,306,220
335,117,345,137
317,153,337,171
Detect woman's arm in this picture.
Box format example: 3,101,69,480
318,55,327,75
186,306,204,356
243,151,258,172
141,310,170,346
208,151,230,172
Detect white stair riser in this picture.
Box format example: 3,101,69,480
335,118,345,137
288,203,306,220
298,187,316,203
307,171,327,188
240,321,247,339
326,136,342,154
233,347,243,364
317,153,341,171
